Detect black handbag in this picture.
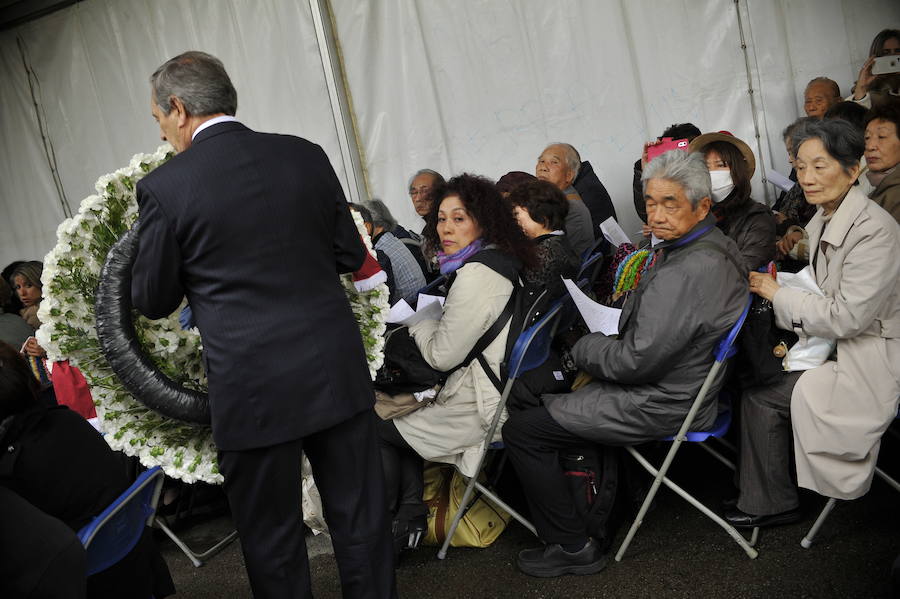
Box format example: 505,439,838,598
374,289,518,396
374,327,445,395
736,294,798,388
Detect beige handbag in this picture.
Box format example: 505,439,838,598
374,385,440,420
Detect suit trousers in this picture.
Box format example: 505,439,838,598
502,406,591,546
737,371,804,515
218,409,397,599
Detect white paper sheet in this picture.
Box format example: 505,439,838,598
599,217,631,248
767,170,796,193
396,298,444,327
562,278,621,335
386,299,416,324
416,293,446,309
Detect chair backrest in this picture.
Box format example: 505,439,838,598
416,274,448,298
713,294,753,363
506,297,566,381
671,294,754,440
77,465,165,576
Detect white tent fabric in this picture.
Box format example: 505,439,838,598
0,0,345,262
1,0,898,265
332,0,900,237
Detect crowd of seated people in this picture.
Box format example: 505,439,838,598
3,25,899,592
372,27,900,584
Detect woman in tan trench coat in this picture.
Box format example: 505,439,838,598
726,118,900,529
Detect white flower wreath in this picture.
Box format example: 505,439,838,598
36,144,389,488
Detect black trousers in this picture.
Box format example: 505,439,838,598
377,418,428,521
218,409,397,599
502,406,591,546
737,371,803,515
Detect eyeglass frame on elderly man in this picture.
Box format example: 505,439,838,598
409,184,432,198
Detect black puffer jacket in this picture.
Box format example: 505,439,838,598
713,195,776,272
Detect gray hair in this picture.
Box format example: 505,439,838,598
642,151,711,208
363,198,398,231
545,143,581,179
791,118,863,175
407,169,445,191
150,51,237,116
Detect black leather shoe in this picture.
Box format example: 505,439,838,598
516,539,608,578
724,506,803,529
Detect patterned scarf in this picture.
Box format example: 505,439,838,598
437,239,485,275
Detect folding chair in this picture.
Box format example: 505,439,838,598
77,465,166,576
154,511,239,568
800,409,900,548
615,296,758,562
437,297,568,559
416,274,448,298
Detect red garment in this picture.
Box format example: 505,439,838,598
352,242,387,292
51,361,96,419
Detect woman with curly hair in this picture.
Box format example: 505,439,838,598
689,132,776,271
378,173,535,554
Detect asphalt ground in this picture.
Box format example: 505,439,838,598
158,439,900,599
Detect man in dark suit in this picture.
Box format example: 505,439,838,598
131,51,396,599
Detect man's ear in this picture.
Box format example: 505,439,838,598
364,222,373,237
696,196,712,220
170,96,189,127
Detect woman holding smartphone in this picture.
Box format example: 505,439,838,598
850,28,900,108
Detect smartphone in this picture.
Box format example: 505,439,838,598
872,55,900,76
647,137,689,162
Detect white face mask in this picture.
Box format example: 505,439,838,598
709,170,735,203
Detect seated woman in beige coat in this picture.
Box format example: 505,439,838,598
727,118,900,529
378,173,536,553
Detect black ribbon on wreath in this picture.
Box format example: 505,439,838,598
94,226,211,425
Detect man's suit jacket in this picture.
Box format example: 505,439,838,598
132,121,373,451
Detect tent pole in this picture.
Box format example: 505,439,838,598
16,35,72,219
309,0,369,205
734,0,773,206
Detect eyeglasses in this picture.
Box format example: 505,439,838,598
409,186,432,197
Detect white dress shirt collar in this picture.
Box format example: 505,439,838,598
192,115,239,141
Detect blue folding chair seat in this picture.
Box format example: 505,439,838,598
437,297,568,559
77,466,165,576
615,295,757,562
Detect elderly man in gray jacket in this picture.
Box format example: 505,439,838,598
504,150,748,578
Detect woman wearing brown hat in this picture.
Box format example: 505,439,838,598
689,132,776,271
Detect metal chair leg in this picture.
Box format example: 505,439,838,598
616,446,758,561
154,517,239,567
800,498,837,549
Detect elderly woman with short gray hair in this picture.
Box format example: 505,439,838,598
727,118,900,529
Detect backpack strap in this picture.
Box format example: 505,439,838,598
444,284,518,385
